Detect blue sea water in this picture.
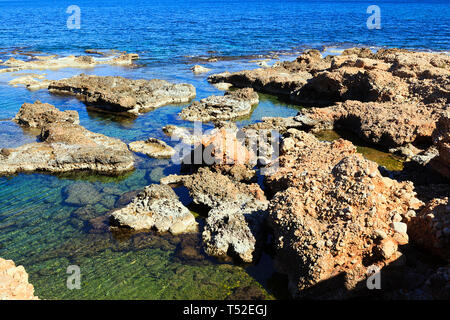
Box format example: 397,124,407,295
0,0,448,299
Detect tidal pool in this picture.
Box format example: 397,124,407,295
0,51,404,299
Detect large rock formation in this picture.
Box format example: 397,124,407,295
13,100,79,128
0,121,134,175
179,88,259,122
0,258,38,300
297,100,443,148
209,48,450,150
266,130,423,298
110,184,198,234
48,74,196,115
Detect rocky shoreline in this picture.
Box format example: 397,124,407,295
1,47,449,300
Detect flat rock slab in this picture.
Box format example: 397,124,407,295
48,74,196,115
179,88,259,122
128,138,175,159
0,122,134,175
110,184,198,234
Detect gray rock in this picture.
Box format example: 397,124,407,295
64,183,101,206
110,184,198,234
202,203,267,263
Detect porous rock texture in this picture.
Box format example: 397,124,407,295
179,88,259,122
13,100,79,128
128,138,175,159
110,184,197,234
0,121,134,175
0,258,38,300
202,203,267,263
209,48,450,149
429,111,450,179
48,74,196,115
266,130,424,298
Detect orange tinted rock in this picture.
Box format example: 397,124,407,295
0,258,38,300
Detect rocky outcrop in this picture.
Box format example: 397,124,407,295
0,121,134,175
202,203,267,263
179,88,259,122
110,184,197,234
13,101,79,128
429,111,450,179
0,258,38,300
129,138,175,158
297,100,444,148
210,48,450,106
266,130,423,298
405,197,450,260
48,74,196,115
209,48,449,150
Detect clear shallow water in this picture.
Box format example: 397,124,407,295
0,0,446,299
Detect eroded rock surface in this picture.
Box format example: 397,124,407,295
209,48,450,150
48,74,196,115
180,167,267,211
0,121,134,175
13,100,79,128
1,52,138,74
0,258,38,300
129,138,175,159
266,130,423,298
298,100,444,148
406,197,450,260
429,111,450,179
203,203,267,263
110,184,197,234
179,88,259,122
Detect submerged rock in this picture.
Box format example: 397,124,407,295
179,88,259,122
110,184,198,234
13,100,79,128
64,182,101,206
0,258,38,300
48,74,196,115
0,121,134,175
129,138,175,159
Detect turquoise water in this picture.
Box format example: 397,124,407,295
0,0,448,300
